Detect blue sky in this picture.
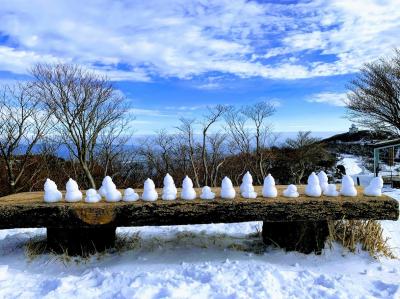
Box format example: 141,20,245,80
0,0,399,135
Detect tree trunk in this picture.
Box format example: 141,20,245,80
190,157,200,188
202,130,208,186
81,160,96,189
6,159,17,194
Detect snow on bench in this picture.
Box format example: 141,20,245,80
0,185,398,256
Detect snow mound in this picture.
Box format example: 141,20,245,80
364,177,384,197
340,175,357,197
221,176,236,199
98,176,115,198
65,178,82,202
262,174,278,198
240,171,257,199
142,178,158,201
305,172,322,197
85,188,101,203
283,184,299,198
323,184,339,197
200,186,215,200
43,178,62,203
162,173,177,200
123,188,139,202
181,176,196,200
101,176,122,202
318,171,329,192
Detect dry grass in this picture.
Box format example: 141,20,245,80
25,221,394,262
24,236,82,264
328,219,395,259
25,232,143,263
24,229,265,263
24,236,47,261
114,232,142,252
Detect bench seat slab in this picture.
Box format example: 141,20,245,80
0,187,398,256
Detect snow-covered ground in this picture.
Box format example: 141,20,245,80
337,154,367,176
338,153,400,180
0,156,399,298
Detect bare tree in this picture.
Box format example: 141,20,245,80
284,131,327,184
224,108,251,155
208,132,227,187
176,118,200,187
155,129,175,174
200,105,229,186
224,101,276,183
171,134,190,177
0,83,50,194
242,101,275,182
346,49,400,134
96,119,131,178
30,63,126,189
139,136,161,178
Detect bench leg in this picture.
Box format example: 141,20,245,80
47,227,116,256
262,221,329,254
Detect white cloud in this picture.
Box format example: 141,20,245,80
0,0,399,81
280,0,400,75
269,99,282,108
193,82,222,90
307,92,347,107
129,108,173,117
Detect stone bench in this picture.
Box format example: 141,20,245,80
0,186,398,255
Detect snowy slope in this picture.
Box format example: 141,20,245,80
337,154,365,176
0,193,399,299
337,154,376,187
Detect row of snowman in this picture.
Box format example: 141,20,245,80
43,171,384,203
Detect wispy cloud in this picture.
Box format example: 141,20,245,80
129,108,173,117
0,0,399,81
165,105,206,111
193,82,221,90
307,92,347,107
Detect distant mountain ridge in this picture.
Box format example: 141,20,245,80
321,130,396,144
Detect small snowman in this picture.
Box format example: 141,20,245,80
305,172,322,197
283,184,299,198
65,178,83,202
364,177,384,197
85,189,101,203
317,171,329,193
98,176,116,198
262,174,278,198
221,176,236,199
162,173,177,200
240,171,257,199
102,177,121,202
340,175,357,197
200,186,215,200
142,178,158,201
43,178,62,203
181,176,197,200
123,188,140,201
323,184,339,197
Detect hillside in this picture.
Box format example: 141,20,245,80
321,130,395,144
